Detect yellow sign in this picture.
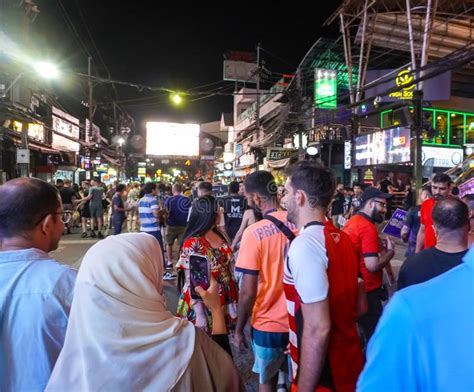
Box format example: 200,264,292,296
389,69,415,100
138,167,146,177
12,121,23,134
364,169,374,181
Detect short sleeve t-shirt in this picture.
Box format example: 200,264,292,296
165,195,191,227
420,198,437,249
89,186,104,206
59,187,75,205
344,213,382,292
235,210,297,333
284,222,363,387
138,194,159,232
397,247,466,290
112,193,125,219
223,195,247,241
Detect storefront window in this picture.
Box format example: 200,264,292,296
422,110,434,142
434,111,448,145
449,113,464,146
467,115,474,144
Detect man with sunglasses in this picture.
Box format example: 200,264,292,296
343,187,395,342
0,178,77,391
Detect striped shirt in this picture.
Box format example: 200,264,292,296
138,194,159,232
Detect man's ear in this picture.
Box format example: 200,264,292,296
296,189,306,207
40,214,54,235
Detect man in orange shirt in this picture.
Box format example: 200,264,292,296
235,171,297,391
415,173,452,253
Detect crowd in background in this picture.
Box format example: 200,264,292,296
0,165,473,391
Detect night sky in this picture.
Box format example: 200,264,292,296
30,2,340,130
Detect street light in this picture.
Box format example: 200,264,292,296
3,61,59,97
32,61,59,79
170,92,183,106
118,137,125,146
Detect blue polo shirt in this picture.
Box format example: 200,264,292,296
0,248,77,391
358,246,474,392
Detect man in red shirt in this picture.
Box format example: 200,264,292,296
415,173,452,253
282,162,363,392
343,187,395,342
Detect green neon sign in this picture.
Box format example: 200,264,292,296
314,69,337,109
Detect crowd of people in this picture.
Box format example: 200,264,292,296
0,164,473,391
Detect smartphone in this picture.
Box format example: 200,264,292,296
189,254,210,300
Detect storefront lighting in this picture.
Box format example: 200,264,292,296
307,146,319,156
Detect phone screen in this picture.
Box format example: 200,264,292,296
189,254,210,300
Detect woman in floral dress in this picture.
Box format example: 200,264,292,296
176,195,238,334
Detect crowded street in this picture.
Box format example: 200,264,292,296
1,1,474,391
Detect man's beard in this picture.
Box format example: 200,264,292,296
433,194,443,201
372,210,385,224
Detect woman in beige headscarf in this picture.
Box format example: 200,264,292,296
46,233,240,392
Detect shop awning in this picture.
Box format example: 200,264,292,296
267,157,292,169
28,143,61,155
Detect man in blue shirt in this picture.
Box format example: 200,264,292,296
0,178,77,392
138,182,166,266
358,247,474,391
164,183,191,265
112,184,129,235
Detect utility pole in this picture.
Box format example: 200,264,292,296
296,70,306,161
88,57,94,142
255,42,261,141
412,89,423,201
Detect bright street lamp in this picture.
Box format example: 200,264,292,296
118,137,125,146
32,61,59,79
170,92,183,106
3,61,60,98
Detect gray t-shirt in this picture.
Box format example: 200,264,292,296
89,186,104,206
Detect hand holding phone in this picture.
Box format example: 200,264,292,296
189,254,210,300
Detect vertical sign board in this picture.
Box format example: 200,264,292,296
344,141,352,169
314,69,337,109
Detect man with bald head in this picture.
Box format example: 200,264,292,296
398,196,469,290
0,178,77,391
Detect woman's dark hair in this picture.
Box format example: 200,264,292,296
183,195,227,244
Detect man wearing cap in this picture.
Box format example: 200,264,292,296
343,187,395,342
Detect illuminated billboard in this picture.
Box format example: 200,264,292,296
314,69,337,109
146,122,200,156
355,127,411,166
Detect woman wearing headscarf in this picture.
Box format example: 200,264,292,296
46,233,240,391
176,195,238,334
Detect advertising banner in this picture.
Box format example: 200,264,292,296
382,208,407,238
314,69,337,109
355,127,411,166
421,146,463,168
146,122,200,157
365,68,451,102
266,147,297,161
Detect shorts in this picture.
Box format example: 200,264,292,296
89,203,104,219
251,328,289,384
166,225,186,245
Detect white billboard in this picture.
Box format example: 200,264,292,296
146,122,200,156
